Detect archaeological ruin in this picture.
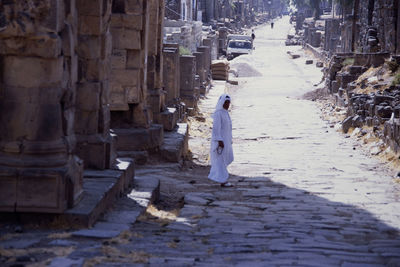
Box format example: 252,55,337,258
0,0,215,224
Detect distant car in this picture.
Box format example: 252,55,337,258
226,39,253,60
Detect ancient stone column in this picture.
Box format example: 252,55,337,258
163,44,180,106
0,1,83,213
110,0,151,128
109,0,163,152
75,0,116,170
180,55,197,109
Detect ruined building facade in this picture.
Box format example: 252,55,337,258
0,0,212,217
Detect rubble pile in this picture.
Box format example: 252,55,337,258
285,34,301,46
211,59,230,80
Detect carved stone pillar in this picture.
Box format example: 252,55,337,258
75,0,116,170
110,0,152,128
0,1,83,213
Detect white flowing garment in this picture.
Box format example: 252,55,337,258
208,94,234,183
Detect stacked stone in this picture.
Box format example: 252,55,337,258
147,0,167,126
75,0,115,170
324,19,341,53
180,55,198,109
0,1,83,213
110,0,152,128
163,43,181,106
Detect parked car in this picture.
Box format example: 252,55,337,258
226,39,253,60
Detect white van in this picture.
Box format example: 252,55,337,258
226,39,253,60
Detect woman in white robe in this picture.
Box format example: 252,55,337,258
208,94,234,186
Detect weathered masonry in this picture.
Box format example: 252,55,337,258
0,0,211,219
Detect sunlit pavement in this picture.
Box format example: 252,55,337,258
128,17,400,266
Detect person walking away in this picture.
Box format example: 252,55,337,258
271,21,274,29
208,94,234,187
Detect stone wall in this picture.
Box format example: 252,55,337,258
356,0,399,53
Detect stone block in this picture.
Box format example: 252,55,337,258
111,69,140,86
77,35,102,59
160,107,179,131
125,0,144,15
3,56,63,88
79,58,108,82
75,109,99,135
111,14,143,30
102,31,113,59
77,0,104,16
126,49,142,69
76,82,101,111
112,157,135,190
127,86,140,104
111,49,127,69
113,124,163,151
160,123,189,162
342,116,353,133
78,15,102,35
109,83,129,111
180,55,196,94
0,169,18,212
117,151,148,165
0,36,62,58
16,170,67,213
111,28,141,50
76,139,114,170
98,105,111,136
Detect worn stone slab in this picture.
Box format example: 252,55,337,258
48,239,79,247
114,124,164,151
49,257,84,267
71,229,121,239
102,210,141,224
160,123,189,162
61,176,121,227
93,222,130,232
0,238,39,249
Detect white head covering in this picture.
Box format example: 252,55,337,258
215,94,231,110
213,94,231,117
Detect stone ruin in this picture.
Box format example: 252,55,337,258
0,0,213,221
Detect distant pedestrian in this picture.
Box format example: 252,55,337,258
251,29,255,41
271,22,274,29
208,94,234,187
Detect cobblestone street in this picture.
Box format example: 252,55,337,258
1,17,400,267
128,17,400,266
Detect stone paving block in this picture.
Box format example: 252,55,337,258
93,222,130,232
71,229,121,239
184,194,209,205
48,239,79,247
49,257,84,267
0,238,39,249
102,210,141,224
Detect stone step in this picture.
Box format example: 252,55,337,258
160,107,179,131
113,124,164,151
61,158,135,228
71,175,160,239
117,150,148,165
160,123,189,162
